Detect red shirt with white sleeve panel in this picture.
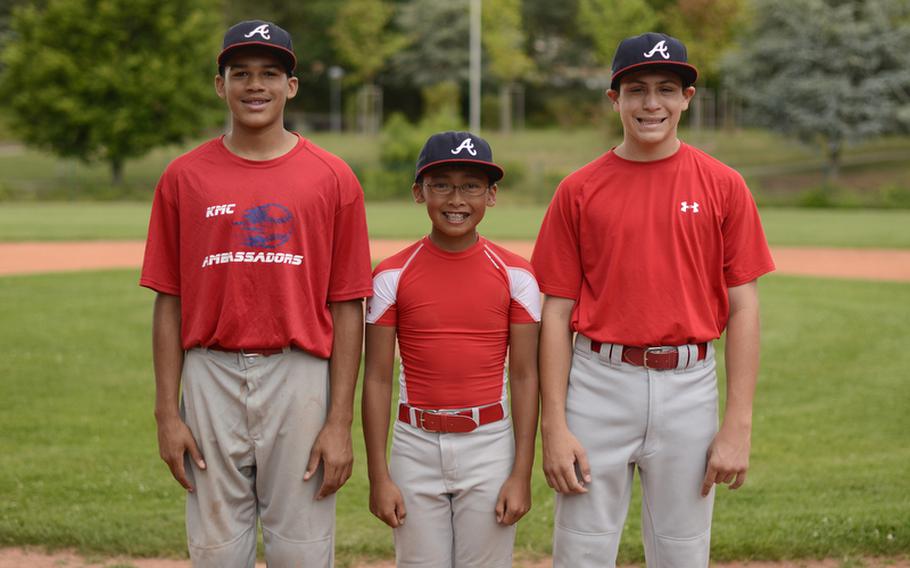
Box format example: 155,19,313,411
531,143,775,347
367,236,541,410
140,134,373,358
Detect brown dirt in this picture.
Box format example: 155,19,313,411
0,547,906,568
1,240,909,282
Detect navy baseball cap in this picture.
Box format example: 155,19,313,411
218,20,296,74
610,32,698,90
415,131,504,183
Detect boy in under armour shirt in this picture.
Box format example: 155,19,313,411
362,131,540,567
532,33,775,567
141,20,372,567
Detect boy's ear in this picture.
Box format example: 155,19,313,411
215,74,226,99
486,184,497,207
287,76,299,100
412,182,425,203
681,85,696,110
606,88,620,109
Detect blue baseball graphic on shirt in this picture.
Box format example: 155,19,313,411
233,204,294,249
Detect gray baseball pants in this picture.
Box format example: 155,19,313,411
390,416,516,567
552,335,718,568
181,347,335,568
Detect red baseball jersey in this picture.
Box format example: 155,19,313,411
367,236,540,410
140,134,373,357
532,143,775,346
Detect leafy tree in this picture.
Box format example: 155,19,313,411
577,0,659,66
330,0,405,84
391,0,470,88
660,0,745,83
0,0,221,184
483,0,535,132
723,0,910,181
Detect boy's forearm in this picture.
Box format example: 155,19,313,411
539,296,575,431
326,299,365,427
153,293,184,421
363,323,398,482
508,323,540,477
722,283,761,430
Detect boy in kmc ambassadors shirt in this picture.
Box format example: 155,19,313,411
532,33,775,567
140,20,372,567
363,131,541,567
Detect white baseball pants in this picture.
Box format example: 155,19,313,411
552,336,718,568
390,417,516,567
181,347,335,568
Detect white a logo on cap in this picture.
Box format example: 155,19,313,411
644,40,670,60
244,24,271,40
451,138,477,156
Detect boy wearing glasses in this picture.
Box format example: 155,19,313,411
362,131,540,567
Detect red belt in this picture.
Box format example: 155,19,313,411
589,341,707,370
398,402,505,433
208,345,286,357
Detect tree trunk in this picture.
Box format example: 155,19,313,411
824,139,841,184
111,158,124,186
499,83,512,134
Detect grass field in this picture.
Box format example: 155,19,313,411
0,270,907,564
2,128,909,205
1,201,910,249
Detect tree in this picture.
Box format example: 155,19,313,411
330,0,406,133
659,0,745,83
392,0,470,88
577,0,659,66
0,0,222,184
723,0,910,181
483,0,535,132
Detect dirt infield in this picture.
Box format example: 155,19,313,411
1,240,909,281
0,547,907,568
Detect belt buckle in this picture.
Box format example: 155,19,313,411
643,346,676,369
419,409,476,433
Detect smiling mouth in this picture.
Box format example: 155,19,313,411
637,117,667,126
443,212,469,224
241,98,271,106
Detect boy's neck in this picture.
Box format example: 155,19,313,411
613,137,681,162
223,122,298,161
428,229,480,253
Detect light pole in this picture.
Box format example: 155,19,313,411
328,65,345,133
469,0,481,133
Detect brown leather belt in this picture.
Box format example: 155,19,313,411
208,345,286,357
589,341,708,370
398,402,505,433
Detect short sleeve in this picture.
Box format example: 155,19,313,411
508,267,541,323
722,175,776,287
139,167,181,295
366,268,399,326
531,178,583,299
328,167,374,302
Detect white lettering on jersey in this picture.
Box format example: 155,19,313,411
244,24,271,40
200,251,303,268
680,201,700,213
451,138,477,156
643,40,671,60
206,203,236,218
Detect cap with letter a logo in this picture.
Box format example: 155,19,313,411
414,131,504,183
610,32,697,90
218,20,297,73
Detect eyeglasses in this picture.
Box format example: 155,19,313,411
423,182,489,197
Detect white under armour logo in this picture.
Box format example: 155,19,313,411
244,24,271,40
643,40,671,60
451,138,477,156
680,201,700,213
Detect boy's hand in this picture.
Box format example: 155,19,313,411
304,421,353,499
495,474,531,525
369,476,407,528
542,424,591,494
701,422,751,497
156,415,205,492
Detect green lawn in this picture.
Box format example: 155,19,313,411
0,270,907,563
1,201,910,249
